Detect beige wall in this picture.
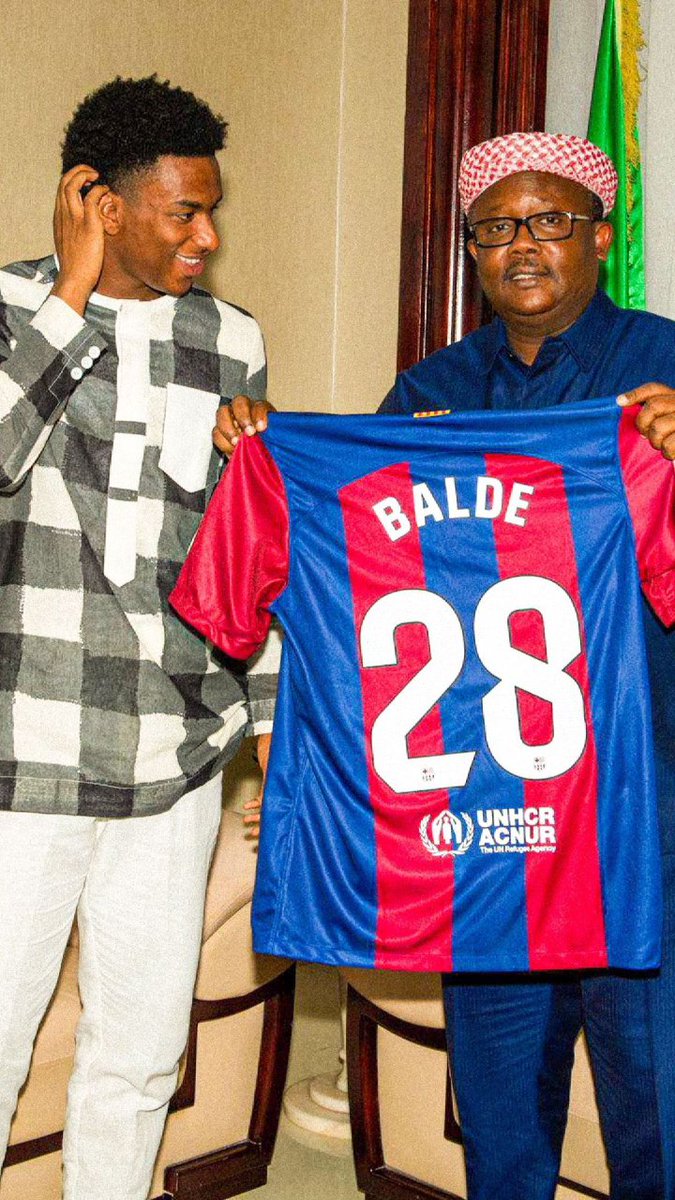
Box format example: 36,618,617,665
0,0,408,411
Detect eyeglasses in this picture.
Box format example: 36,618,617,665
468,210,596,248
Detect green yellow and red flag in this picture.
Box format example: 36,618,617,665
588,0,646,309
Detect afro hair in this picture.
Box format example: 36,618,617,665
61,74,227,189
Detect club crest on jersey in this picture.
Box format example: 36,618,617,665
420,809,474,857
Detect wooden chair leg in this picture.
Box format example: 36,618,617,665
161,964,296,1200
346,985,463,1200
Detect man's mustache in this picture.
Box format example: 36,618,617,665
503,261,553,281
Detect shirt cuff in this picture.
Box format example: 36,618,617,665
246,697,276,738
30,295,87,351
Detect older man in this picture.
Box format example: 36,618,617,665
216,132,675,1199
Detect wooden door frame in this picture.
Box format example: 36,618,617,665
397,0,551,372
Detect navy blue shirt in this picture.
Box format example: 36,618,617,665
381,289,675,850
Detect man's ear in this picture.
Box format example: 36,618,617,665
595,219,614,263
467,238,478,263
99,191,123,236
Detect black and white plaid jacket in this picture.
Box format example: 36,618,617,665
0,254,278,818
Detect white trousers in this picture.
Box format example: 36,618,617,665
0,778,222,1200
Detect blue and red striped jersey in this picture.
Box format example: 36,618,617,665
171,398,675,972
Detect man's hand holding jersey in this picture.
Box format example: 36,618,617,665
618,383,675,461
214,396,274,456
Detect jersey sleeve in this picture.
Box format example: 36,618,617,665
619,405,675,627
170,435,290,658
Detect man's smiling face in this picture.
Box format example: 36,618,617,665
100,154,222,300
467,170,612,339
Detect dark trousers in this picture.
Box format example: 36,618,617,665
443,854,675,1200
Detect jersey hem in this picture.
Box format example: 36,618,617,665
252,933,661,974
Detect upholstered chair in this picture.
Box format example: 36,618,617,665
342,968,609,1200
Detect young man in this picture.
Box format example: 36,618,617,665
0,76,276,1199
216,133,675,1198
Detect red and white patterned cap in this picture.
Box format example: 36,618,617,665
459,132,618,216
